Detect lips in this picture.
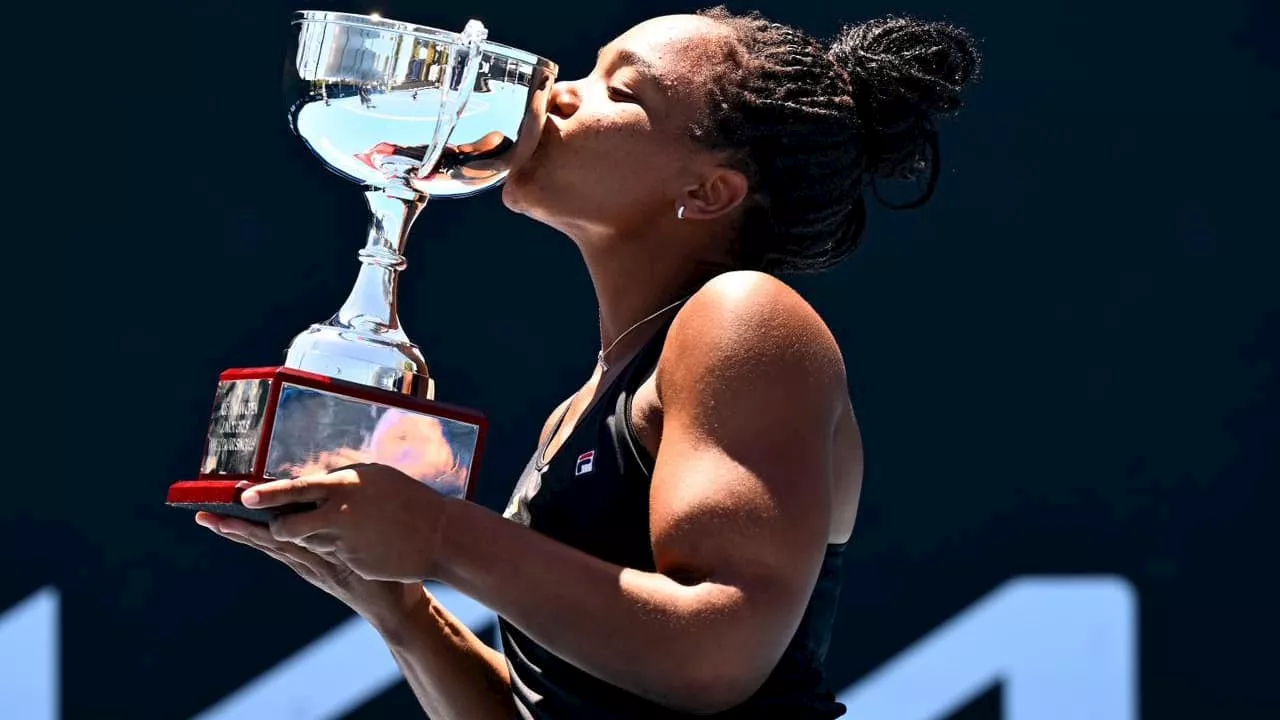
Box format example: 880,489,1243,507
512,118,562,175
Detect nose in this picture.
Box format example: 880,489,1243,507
547,79,582,119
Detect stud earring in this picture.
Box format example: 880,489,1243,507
677,205,686,220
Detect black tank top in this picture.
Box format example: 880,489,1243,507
499,316,848,719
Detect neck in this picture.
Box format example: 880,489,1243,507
571,225,731,367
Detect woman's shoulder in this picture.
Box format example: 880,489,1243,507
673,270,843,360
660,270,847,396
684,269,831,321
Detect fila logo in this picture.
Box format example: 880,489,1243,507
575,450,595,476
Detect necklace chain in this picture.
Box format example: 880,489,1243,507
597,294,691,371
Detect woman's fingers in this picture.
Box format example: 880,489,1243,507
196,512,329,578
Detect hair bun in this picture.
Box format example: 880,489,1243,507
829,16,981,199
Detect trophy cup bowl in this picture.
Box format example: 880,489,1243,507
167,12,557,522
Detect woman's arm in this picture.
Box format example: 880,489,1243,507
375,585,515,720
435,272,847,714
253,271,849,715
195,517,516,720
370,396,576,720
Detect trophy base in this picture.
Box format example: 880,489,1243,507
169,365,488,523
167,479,317,524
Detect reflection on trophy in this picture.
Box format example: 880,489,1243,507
167,11,558,522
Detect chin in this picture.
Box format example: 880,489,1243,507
500,181,529,213
502,157,538,203
500,169,559,222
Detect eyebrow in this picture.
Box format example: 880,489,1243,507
597,46,657,76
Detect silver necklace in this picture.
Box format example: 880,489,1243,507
597,294,691,371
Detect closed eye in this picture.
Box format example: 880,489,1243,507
608,86,640,104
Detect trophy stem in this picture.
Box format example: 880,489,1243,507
334,185,427,338
282,181,434,398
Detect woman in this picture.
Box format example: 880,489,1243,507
197,8,980,718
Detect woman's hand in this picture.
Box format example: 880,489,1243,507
195,511,425,627
238,463,449,583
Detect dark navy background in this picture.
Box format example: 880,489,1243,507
17,0,1276,717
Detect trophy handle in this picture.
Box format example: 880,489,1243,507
418,19,489,182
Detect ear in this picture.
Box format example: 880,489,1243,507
678,166,750,220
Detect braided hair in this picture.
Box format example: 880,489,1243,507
692,7,981,273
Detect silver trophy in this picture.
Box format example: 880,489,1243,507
167,12,558,520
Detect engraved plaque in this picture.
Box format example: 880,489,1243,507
200,379,271,475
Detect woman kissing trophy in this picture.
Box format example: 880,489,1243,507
167,11,558,522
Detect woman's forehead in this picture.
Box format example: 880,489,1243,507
606,14,734,77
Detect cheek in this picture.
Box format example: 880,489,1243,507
572,113,655,168
563,119,669,201
503,111,669,217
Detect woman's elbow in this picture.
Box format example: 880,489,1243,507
646,586,795,714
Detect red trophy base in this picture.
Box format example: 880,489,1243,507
168,366,487,524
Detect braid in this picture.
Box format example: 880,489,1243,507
694,7,980,273
835,17,980,205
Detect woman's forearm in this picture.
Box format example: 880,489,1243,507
434,500,767,714
374,585,515,720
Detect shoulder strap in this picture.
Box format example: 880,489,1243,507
606,314,676,478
